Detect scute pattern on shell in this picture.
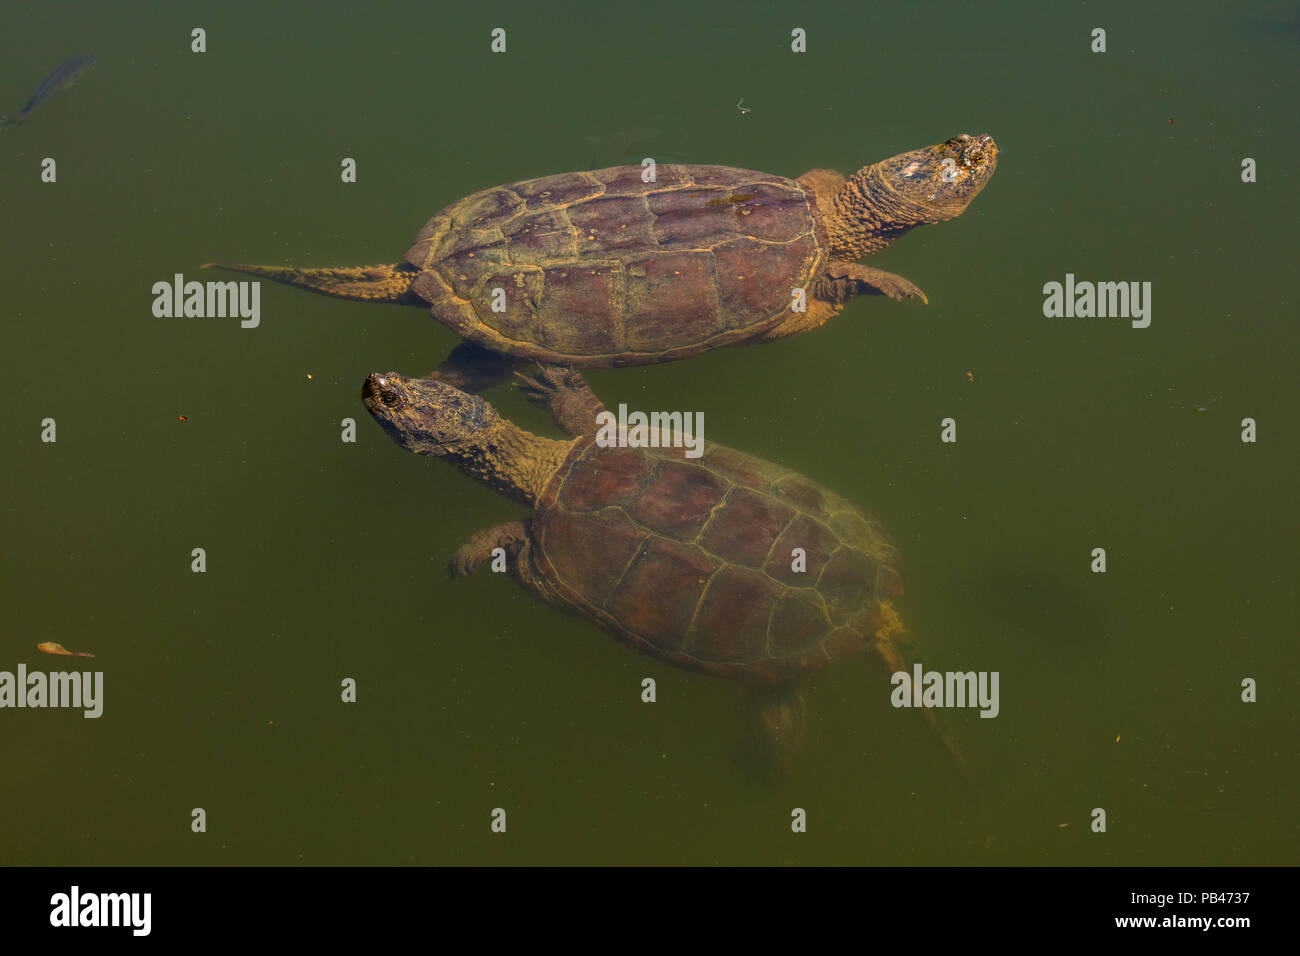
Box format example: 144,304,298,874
402,165,828,365
530,439,902,682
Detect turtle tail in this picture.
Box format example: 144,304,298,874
870,607,977,798
920,697,976,797
200,261,421,303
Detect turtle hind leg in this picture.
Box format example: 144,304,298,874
514,365,606,437
200,261,422,303
738,682,807,780
423,342,521,394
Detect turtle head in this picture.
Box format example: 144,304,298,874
361,372,498,457
869,132,998,223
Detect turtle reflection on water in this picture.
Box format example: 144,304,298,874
362,366,967,779
208,134,997,390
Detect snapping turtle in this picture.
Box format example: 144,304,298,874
210,134,997,389
361,367,967,777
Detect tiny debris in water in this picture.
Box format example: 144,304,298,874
37,641,95,658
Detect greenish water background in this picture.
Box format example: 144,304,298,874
1,0,1295,865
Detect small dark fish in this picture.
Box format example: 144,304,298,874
0,54,96,130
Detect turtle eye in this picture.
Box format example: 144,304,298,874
380,388,402,409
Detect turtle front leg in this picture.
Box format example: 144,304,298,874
450,521,529,578
795,167,847,203
450,521,560,609
514,365,607,438
423,342,521,394
816,261,928,306
757,261,928,342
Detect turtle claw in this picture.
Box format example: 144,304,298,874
823,263,929,305
450,539,494,578
447,548,473,580
511,367,547,403
513,364,588,404
450,522,528,579
449,542,487,578
514,366,604,436
876,275,927,304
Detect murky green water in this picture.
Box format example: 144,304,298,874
1,0,1295,865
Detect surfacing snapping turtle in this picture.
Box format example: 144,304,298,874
210,134,997,389
361,367,967,778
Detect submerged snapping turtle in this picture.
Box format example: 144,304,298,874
210,134,997,389
361,367,967,777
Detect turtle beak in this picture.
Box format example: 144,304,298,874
956,133,997,174
971,133,997,166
